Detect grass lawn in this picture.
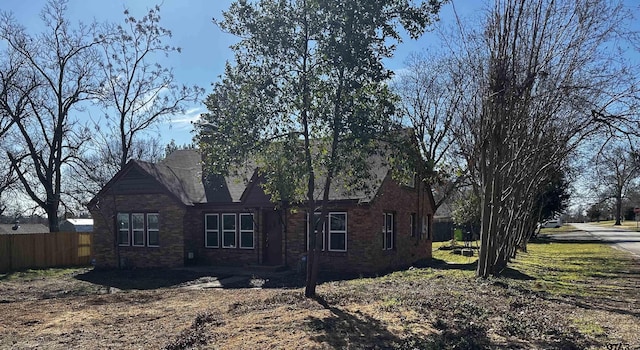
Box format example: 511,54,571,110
1,239,639,349
588,219,640,231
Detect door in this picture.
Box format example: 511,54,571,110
263,210,282,265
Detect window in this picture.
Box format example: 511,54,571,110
239,213,254,249
383,212,394,250
424,215,432,240
117,212,159,247
132,213,145,246
328,213,347,252
307,213,325,250
117,213,130,246
204,212,256,249
307,212,347,252
222,213,236,248
406,173,416,188
205,214,219,248
147,213,159,247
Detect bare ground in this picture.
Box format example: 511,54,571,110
0,251,639,349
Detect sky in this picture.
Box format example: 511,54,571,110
1,0,484,147
1,0,638,148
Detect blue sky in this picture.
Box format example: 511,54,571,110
1,0,484,147
2,0,638,148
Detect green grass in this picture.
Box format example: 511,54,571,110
586,220,640,231
538,224,579,234
432,240,480,265
572,318,606,337
429,236,636,301
510,241,633,297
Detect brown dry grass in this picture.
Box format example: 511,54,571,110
1,239,639,349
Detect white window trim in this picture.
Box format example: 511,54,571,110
239,213,255,249
383,212,394,250
328,212,347,252
205,213,220,248
147,213,160,247
424,215,432,241
117,213,130,246
131,213,146,247
222,213,237,248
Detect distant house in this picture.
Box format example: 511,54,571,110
0,223,49,234
60,218,94,232
88,149,435,274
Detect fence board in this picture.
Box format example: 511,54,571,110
0,232,92,273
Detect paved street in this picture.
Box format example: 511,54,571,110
567,222,640,257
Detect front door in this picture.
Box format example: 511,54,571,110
263,210,282,265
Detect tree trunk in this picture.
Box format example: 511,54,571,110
46,201,60,232
615,188,622,225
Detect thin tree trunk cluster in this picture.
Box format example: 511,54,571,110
463,0,635,277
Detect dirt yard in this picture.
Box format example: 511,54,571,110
1,239,639,349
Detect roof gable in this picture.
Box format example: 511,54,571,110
90,145,428,208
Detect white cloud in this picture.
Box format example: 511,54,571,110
170,106,205,124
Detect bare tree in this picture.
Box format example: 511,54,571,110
0,0,102,231
94,4,202,173
450,0,639,277
67,134,164,205
593,142,640,225
0,49,39,216
393,52,470,212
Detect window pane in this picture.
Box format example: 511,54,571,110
147,214,159,230
119,230,129,245
117,213,129,230
133,230,144,246
313,213,322,232
330,213,346,231
330,232,345,251
223,231,236,247
206,214,218,230
223,214,236,230
240,231,253,248
132,214,144,230
117,213,129,245
386,232,393,250
385,213,393,231
148,231,159,246
206,231,219,247
240,214,253,231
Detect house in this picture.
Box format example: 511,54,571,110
88,149,435,274
59,218,94,232
0,223,49,234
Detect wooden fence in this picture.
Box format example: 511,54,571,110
0,232,92,273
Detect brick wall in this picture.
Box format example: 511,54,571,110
90,193,186,269
183,206,261,266
284,176,433,274
90,174,433,274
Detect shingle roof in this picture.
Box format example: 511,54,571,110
115,148,392,206
129,149,254,205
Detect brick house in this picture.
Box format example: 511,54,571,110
88,149,435,274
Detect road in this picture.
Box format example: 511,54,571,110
567,222,640,257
